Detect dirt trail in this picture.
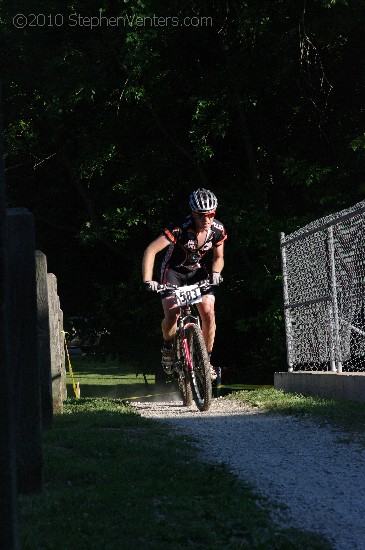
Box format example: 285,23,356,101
130,398,365,550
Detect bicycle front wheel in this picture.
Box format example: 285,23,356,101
185,324,212,411
177,367,193,407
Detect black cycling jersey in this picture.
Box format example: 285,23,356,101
160,214,227,282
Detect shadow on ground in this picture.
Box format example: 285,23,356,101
66,381,262,402
66,380,181,401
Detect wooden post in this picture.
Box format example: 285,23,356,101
7,208,43,494
36,251,53,429
0,83,19,549
59,307,67,401
47,273,67,412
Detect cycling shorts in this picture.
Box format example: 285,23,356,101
161,267,214,299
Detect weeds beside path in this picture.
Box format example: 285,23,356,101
227,388,365,442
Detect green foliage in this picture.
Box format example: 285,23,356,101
281,158,332,188
350,134,365,152
320,0,348,7
190,97,231,160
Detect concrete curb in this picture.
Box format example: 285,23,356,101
274,372,365,403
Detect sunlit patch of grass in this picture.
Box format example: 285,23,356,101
227,388,365,439
65,357,156,400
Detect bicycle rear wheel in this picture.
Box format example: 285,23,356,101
185,324,212,411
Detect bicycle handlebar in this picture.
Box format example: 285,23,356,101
155,278,220,293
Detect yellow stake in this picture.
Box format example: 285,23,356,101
62,331,80,399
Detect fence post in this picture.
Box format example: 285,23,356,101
59,306,67,401
327,226,342,372
280,233,294,372
328,304,337,372
6,207,43,494
36,251,53,429
47,273,67,412
0,84,19,549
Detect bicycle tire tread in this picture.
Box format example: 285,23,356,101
186,324,212,411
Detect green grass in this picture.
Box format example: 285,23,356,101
65,356,167,401
227,388,365,440
19,397,332,549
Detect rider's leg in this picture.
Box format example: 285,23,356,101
196,294,216,354
197,294,220,387
161,296,179,342
160,296,179,371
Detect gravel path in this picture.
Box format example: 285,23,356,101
130,397,365,550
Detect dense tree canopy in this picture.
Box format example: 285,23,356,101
1,0,364,382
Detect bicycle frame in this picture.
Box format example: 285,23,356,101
176,304,201,374
157,280,214,410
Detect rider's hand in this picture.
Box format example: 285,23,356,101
144,280,160,292
211,272,223,286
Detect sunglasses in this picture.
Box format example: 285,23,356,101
193,211,216,219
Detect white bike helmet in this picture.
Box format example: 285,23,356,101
189,188,218,213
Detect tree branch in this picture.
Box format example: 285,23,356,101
61,153,137,261
146,101,209,184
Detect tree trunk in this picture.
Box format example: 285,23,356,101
0,87,20,548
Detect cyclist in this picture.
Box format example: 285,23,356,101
142,188,227,381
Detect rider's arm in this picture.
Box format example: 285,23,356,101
212,242,224,274
142,234,170,281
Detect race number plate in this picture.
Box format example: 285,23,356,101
175,285,202,306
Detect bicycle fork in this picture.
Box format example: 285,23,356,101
177,308,200,378
182,335,192,372
180,321,199,379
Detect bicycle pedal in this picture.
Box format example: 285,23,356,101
162,366,173,375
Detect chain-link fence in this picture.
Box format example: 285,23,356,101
281,200,365,372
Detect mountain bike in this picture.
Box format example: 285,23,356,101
156,280,214,411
